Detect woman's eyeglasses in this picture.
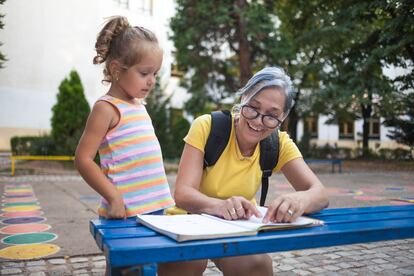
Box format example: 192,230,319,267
241,105,282,129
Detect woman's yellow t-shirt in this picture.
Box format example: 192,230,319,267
184,114,302,202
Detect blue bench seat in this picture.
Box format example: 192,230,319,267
90,205,414,275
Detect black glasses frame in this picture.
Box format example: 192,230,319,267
241,105,283,129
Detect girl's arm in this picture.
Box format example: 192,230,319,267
174,143,260,220
263,158,329,223
74,101,126,218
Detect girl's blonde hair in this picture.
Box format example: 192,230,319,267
93,16,160,83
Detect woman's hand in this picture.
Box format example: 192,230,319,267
262,191,308,223
211,196,261,220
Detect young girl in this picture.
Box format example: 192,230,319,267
75,16,174,219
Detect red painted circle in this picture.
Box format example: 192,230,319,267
2,197,38,203
0,224,51,234
0,211,44,218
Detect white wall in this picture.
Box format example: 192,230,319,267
0,0,177,150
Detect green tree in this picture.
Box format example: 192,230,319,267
146,79,190,159
170,0,278,116
384,92,414,154
303,0,402,154
0,0,7,68
273,0,330,140
145,79,173,158
51,70,90,155
170,1,329,141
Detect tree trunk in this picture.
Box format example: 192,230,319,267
287,106,299,143
361,103,372,156
236,0,252,86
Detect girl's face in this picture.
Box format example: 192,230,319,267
116,47,163,101
237,87,286,146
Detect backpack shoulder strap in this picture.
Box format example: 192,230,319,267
203,110,232,169
259,131,280,206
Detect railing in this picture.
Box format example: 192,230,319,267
9,155,75,176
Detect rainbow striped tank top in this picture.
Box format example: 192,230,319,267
97,95,174,217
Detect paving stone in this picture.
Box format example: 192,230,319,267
308,267,325,273
396,268,414,275
0,268,23,275
323,253,341,259
336,262,354,269
322,265,341,271
366,265,385,272
91,268,105,273
278,264,295,271
72,263,89,269
0,262,25,268
281,257,299,264
48,258,67,265
70,257,89,263
26,266,46,272
371,258,389,264
28,272,47,276
73,269,89,274
26,260,46,266
292,269,312,275
93,260,106,268
379,263,399,270
92,255,105,261
279,252,295,258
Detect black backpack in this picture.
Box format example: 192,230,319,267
203,110,279,206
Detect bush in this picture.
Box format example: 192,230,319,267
10,136,56,155
51,70,90,155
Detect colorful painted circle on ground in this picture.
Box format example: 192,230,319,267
0,244,60,260
2,197,38,203
346,190,364,196
0,210,44,218
4,189,33,194
0,223,51,234
1,205,41,212
2,193,34,198
2,202,39,207
385,187,404,191
1,216,46,225
1,232,57,245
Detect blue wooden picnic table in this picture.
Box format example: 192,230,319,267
90,205,414,276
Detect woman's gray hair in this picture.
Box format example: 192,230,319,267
235,67,295,115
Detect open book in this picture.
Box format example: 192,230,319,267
136,206,323,242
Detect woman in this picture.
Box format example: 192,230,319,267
160,67,329,276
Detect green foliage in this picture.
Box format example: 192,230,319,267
51,70,90,155
171,0,413,149
0,0,7,68
10,136,56,155
170,0,278,116
384,92,414,151
297,132,311,158
146,80,190,160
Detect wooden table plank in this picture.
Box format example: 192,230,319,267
102,217,414,267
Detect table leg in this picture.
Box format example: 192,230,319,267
108,263,157,276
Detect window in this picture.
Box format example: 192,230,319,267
133,0,153,15
303,115,318,138
368,117,380,139
113,0,129,9
339,120,354,139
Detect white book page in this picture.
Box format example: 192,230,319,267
203,206,317,231
137,214,252,236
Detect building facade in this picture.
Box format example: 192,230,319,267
0,0,182,150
